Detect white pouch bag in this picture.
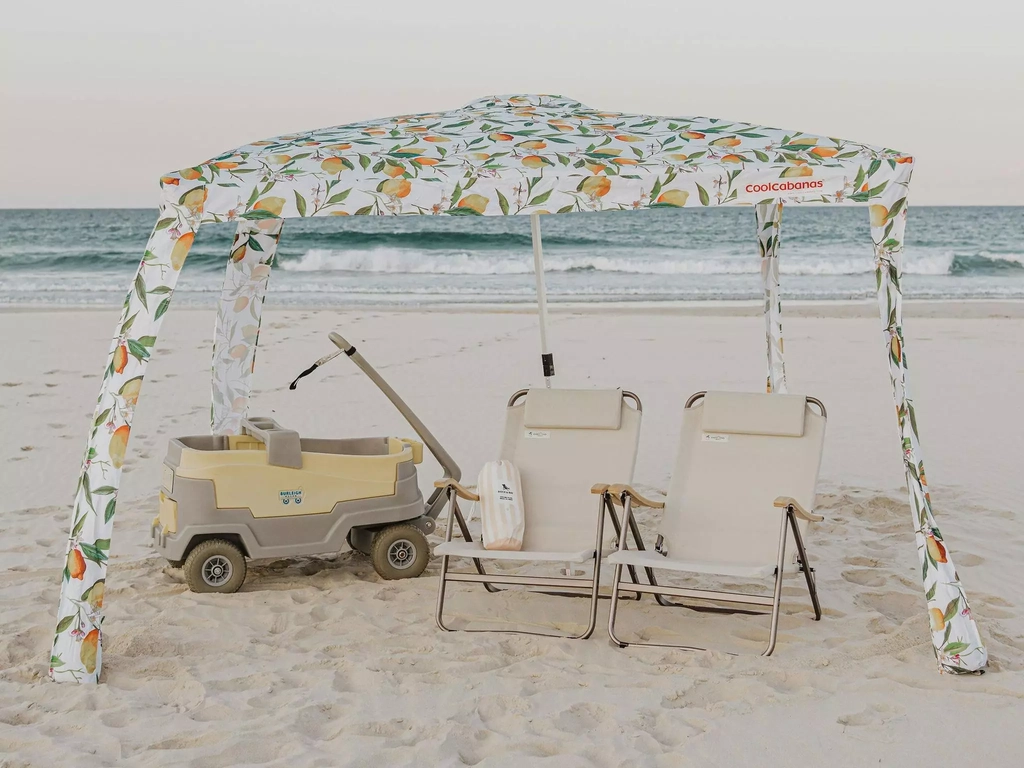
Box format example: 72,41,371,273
478,460,526,551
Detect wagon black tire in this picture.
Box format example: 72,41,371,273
346,527,373,556
370,524,429,580
183,539,247,593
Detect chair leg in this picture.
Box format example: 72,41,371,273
763,511,790,657
435,551,453,632
626,511,661,592
607,561,628,647
789,511,822,621
447,498,503,594
608,507,819,656
582,497,607,640
607,494,634,646
435,489,457,631
604,495,643,600
435,493,606,640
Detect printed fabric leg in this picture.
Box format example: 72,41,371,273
869,164,987,673
757,202,787,393
210,219,283,434
51,192,204,683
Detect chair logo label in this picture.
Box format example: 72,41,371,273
702,433,729,443
524,430,550,439
280,488,304,505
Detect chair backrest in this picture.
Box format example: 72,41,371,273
498,388,642,552
661,391,826,570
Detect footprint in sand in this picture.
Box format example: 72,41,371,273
979,594,1013,608
837,702,904,728
857,591,922,623
956,552,985,567
841,569,889,588
843,555,881,568
2,382,22,387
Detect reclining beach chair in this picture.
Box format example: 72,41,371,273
595,390,826,655
433,387,644,639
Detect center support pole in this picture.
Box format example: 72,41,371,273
530,212,554,387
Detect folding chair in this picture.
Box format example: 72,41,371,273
596,390,826,655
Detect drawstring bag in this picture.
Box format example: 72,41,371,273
478,460,526,551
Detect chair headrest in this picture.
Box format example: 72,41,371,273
522,388,623,430
700,391,807,437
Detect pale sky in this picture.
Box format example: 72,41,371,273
2,0,1022,207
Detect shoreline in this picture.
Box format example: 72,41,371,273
3,298,1024,318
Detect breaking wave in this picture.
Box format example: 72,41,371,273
278,248,1024,277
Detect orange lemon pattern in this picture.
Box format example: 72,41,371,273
869,162,986,674
153,94,912,221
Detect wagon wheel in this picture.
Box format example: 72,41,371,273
183,539,247,593
370,524,429,580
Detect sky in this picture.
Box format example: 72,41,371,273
2,0,1022,207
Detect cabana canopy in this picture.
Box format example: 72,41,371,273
159,93,909,221
50,95,986,683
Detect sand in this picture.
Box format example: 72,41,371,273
1,303,1022,767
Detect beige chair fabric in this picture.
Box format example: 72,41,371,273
700,390,807,437
500,389,641,553
436,388,641,559
434,387,643,640
657,391,824,574
603,390,826,655
523,387,624,430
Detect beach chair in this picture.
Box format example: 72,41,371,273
595,390,826,655
433,387,644,639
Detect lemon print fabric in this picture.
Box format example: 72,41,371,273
152,94,913,221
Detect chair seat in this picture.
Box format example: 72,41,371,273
434,540,596,563
606,548,777,579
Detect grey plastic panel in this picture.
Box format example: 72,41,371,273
154,459,425,562
241,417,303,468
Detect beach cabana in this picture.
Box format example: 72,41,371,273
51,94,986,682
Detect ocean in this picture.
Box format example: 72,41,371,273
1,207,1022,307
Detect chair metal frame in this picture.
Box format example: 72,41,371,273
601,391,825,656
434,389,653,639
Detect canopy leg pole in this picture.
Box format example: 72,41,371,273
756,201,787,394
50,197,203,683
869,166,986,673
530,212,554,387
211,218,283,434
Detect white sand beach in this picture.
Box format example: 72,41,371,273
1,303,1022,767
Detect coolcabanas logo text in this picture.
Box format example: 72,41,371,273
744,180,825,194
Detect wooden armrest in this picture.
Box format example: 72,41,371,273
774,496,824,523
593,483,665,509
434,478,480,502
614,484,665,509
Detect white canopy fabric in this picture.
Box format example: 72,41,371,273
49,95,987,683
158,93,909,222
